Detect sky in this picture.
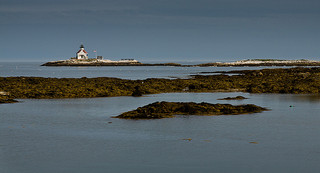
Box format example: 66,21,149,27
1,0,320,62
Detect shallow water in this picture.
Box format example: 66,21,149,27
1,92,320,173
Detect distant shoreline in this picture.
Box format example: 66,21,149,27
42,59,320,67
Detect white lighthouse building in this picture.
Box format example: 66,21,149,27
76,44,88,60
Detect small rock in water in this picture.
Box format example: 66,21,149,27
217,96,248,100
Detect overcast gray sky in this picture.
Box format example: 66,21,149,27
1,0,320,62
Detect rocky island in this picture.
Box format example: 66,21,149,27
115,101,268,119
42,58,143,66
197,59,320,67
42,44,184,67
42,58,320,67
41,59,186,67
42,44,143,66
41,45,320,67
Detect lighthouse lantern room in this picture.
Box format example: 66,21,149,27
76,44,88,60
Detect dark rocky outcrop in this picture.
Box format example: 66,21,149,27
0,98,18,104
115,101,268,119
1,67,320,100
0,94,18,104
131,86,143,97
218,96,248,100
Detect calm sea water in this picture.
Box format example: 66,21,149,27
1,62,320,173
0,61,279,79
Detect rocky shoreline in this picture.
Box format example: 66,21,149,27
42,59,183,67
0,95,18,104
42,59,143,66
1,67,320,101
0,99,18,104
42,59,320,67
197,59,320,67
115,101,268,119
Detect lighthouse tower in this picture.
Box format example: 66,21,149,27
76,44,88,60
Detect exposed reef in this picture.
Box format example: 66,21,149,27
0,95,18,104
1,67,320,100
218,96,248,100
197,59,320,67
115,101,268,119
0,99,18,104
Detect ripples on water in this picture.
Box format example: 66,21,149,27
1,62,320,173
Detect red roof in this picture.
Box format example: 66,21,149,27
77,49,88,54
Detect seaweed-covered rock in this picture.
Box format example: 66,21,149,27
218,96,248,100
0,95,18,104
115,101,267,119
1,67,320,100
0,99,18,104
131,86,143,97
